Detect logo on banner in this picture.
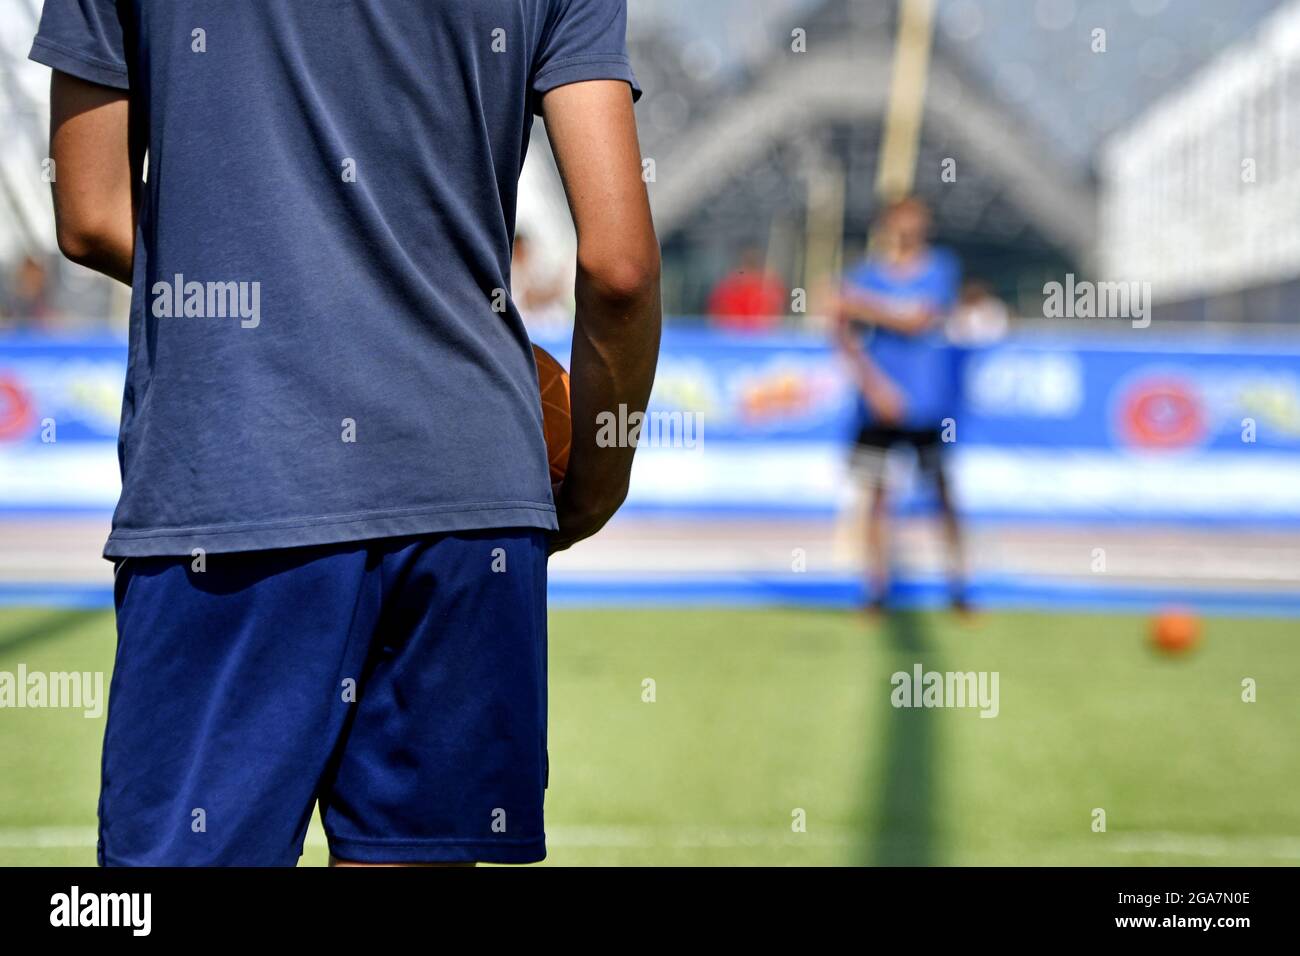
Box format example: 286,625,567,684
1116,376,1205,449
0,375,35,441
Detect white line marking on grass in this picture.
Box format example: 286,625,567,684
4,826,1297,859
545,825,858,849
1109,831,1300,861
0,825,854,850
0,826,96,848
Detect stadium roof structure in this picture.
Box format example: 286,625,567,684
634,0,1289,315
639,0,1095,313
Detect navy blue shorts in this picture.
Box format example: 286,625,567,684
99,529,548,866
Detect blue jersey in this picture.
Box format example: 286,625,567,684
844,249,960,429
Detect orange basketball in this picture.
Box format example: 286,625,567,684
1150,609,1201,655
532,344,571,486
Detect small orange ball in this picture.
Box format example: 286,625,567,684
1150,610,1201,654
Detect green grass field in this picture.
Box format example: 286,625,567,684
1,605,1296,866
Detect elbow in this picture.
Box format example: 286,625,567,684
53,192,129,271
55,219,109,268
578,243,661,307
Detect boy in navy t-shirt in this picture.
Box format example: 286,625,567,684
32,0,661,865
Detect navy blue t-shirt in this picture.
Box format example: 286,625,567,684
30,0,640,557
844,249,960,430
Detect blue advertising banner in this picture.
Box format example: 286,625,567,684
537,328,1300,520
5,330,1300,520
531,328,858,443
0,337,126,511
962,339,1300,453
0,337,125,445
540,330,1300,453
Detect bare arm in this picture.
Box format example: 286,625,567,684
49,71,138,285
837,291,935,336
541,80,662,552
834,311,904,426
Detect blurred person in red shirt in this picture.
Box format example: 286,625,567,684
707,247,786,332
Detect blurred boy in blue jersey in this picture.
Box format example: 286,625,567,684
833,197,968,614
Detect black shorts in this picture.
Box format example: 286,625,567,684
851,424,946,478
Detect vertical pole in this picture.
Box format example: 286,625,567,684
876,0,937,202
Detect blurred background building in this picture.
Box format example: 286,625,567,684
1101,0,1300,324
630,0,1294,323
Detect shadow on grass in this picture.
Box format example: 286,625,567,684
867,610,940,866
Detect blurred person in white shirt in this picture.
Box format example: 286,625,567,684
947,279,1009,346
511,230,572,336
